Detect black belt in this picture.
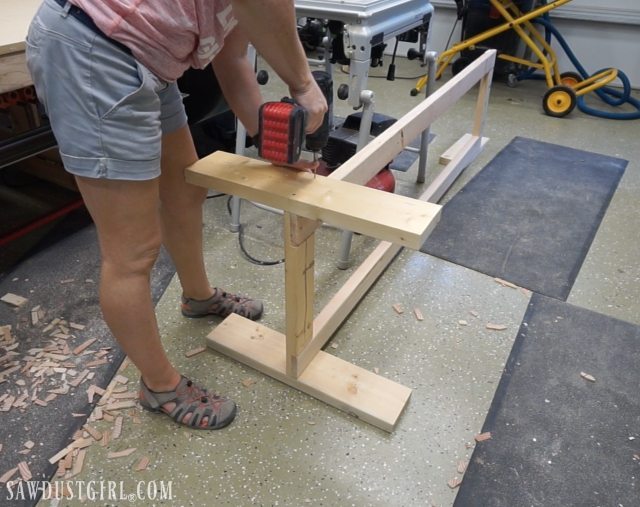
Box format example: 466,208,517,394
53,0,132,55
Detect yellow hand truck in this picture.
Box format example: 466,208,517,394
411,0,618,117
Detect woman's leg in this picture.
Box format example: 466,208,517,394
157,125,212,300
75,176,182,392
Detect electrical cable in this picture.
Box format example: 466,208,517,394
517,7,640,120
225,196,284,266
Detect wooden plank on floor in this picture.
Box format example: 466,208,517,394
207,314,411,432
186,152,441,250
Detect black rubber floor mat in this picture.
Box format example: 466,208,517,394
455,293,640,507
0,220,174,506
421,137,627,300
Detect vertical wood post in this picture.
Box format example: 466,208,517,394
284,213,316,377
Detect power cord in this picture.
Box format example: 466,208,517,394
225,196,284,266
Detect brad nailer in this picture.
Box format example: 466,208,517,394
256,70,332,177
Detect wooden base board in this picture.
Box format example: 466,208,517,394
208,314,412,432
439,134,489,165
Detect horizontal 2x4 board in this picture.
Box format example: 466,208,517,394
208,313,412,432
186,151,441,250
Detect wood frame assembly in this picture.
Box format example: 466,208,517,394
185,50,496,432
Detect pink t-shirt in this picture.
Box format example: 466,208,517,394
69,0,237,81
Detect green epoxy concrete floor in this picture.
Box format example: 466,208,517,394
50,58,640,506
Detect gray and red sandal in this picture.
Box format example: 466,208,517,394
181,287,264,321
139,376,237,430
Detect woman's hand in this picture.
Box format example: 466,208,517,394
290,79,328,135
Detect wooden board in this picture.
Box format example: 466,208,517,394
0,52,31,94
186,151,441,250
328,51,497,185
0,0,41,56
208,314,412,432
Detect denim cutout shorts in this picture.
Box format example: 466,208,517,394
25,0,188,180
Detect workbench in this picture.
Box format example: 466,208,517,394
1,0,55,170
295,0,433,107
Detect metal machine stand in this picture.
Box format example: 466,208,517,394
337,52,438,268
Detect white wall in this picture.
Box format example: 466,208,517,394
400,1,640,89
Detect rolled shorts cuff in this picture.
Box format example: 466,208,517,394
60,153,161,181
161,103,188,135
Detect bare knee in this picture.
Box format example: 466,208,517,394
101,234,162,278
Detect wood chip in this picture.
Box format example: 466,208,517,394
1,293,28,307
457,460,467,474
111,391,138,400
69,322,85,331
112,416,124,440
373,367,380,374
458,320,468,326
241,378,257,388
83,424,103,441
134,456,150,472
73,338,97,356
494,277,519,289
69,448,86,478
392,303,404,314
413,308,424,321
107,448,136,459
85,358,109,368
580,371,596,382
329,342,338,349
475,432,492,442
114,374,129,385
103,400,137,412
61,451,74,471
48,438,92,464
0,467,18,484
24,440,35,450
486,323,507,331
469,310,479,318
69,369,90,387
184,346,207,358
447,477,462,489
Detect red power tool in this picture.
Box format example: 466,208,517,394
257,71,332,174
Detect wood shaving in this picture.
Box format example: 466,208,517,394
112,416,124,440
330,343,338,349
493,277,519,289
83,425,103,441
413,308,424,321
241,378,256,388
392,303,404,314
457,460,467,474
474,432,492,442
114,374,129,385
103,400,137,412
69,448,86,478
48,438,92,464
580,371,596,382
447,477,462,489
72,338,97,356
458,320,468,326
0,467,18,484
469,310,479,318
107,448,136,459
486,323,507,331
184,346,207,358
134,456,150,472
1,293,28,307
